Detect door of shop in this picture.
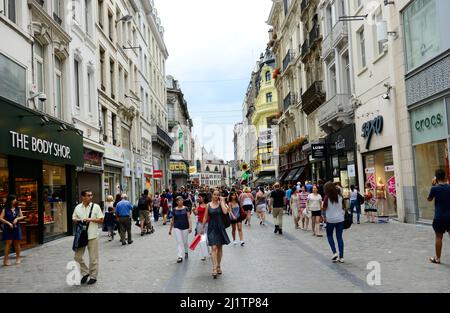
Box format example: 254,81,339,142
8,156,43,248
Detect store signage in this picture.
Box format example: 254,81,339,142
362,116,384,150
385,165,395,172
335,136,346,150
348,164,356,177
189,166,197,174
170,162,187,172
387,176,396,196
414,114,443,131
154,170,163,179
10,131,71,159
311,144,326,158
83,149,102,168
365,167,375,174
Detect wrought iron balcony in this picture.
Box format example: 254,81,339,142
301,81,325,115
282,50,291,72
332,21,348,48
152,125,174,149
318,94,353,133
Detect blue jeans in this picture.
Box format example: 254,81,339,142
349,200,361,223
153,207,160,222
326,221,344,258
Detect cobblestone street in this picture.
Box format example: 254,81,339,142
1,214,449,293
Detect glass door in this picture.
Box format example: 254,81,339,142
15,178,39,249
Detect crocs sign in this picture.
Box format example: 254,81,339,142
414,114,443,131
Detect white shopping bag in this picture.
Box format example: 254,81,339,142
201,234,207,242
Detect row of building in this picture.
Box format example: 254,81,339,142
234,0,450,224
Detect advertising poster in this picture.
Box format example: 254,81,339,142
388,176,396,196
366,173,376,189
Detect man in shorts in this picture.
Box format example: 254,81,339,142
138,189,153,235
427,169,450,264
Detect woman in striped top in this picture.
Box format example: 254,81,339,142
299,185,310,231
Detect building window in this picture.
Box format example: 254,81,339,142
101,107,107,140
266,92,273,103
97,0,103,28
85,0,92,36
110,59,115,99
403,0,441,71
34,41,45,112
358,28,366,69
54,56,63,119
121,126,130,149
343,53,351,94
1,0,16,23
87,70,94,113
265,71,271,82
53,0,62,25
374,10,384,56
111,113,117,144
108,10,114,42
329,64,337,98
74,59,80,108
99,48,105,91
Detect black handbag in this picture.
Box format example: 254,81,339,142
72,203,94,251
222,212,231,229
343,210,353,230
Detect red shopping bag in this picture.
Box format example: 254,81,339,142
189,234,202,251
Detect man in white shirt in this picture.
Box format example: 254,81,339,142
72,190,104,285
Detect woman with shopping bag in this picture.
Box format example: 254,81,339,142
192,193,209,261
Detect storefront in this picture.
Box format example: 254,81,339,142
103,143,124,200
143,161,153,192
170,160,189,191
77,148,103,207
410,97,450,220
304,141,327,183
326,125,358,198
0,96,83,255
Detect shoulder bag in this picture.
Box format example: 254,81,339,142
72,203,94,251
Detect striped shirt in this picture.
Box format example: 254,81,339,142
299,192,309,209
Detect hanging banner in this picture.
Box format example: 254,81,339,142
387,176,396,196
366,173,376,189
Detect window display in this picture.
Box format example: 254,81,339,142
414,139,449,220
363,148,397,216
15,178,39,248
43,164,67,238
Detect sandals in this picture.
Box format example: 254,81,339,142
429,257,441,264
217,267,222,275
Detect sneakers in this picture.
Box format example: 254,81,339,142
338,258,344,263
331,254,339,262
240,241,245,246
233,240,238,245
87,278,97,285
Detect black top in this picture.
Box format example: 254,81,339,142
270,189,286,208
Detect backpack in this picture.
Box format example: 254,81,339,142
138,196,148,211
357,193,365,205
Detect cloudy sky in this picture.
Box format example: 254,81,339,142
154,0,273,161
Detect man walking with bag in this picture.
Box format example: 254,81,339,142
72,190,104,285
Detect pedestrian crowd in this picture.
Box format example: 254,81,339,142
2,169,449,284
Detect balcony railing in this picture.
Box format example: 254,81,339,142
332,21,348,47
282,50,291,72
283,92,291,112
301,81,326,115
318,94,353,129
152,125,174,148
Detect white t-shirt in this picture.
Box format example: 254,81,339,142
325,196,345,224
350,190,358,201
307,193,322,211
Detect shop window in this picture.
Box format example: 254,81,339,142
363,148,397,217
414,139,449,220
43,164,67,238
0,157,8,254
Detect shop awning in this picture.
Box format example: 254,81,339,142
292,167,305,181
284,168,299,181
253,174,276,185
277,171,288,181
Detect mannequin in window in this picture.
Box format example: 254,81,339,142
376,177,386,215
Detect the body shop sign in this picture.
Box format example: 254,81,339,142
10,131,71,159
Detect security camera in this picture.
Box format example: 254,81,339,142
382,93,390,100
38,93,47,101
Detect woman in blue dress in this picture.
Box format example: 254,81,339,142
201,188,230,278
0,195,25,266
